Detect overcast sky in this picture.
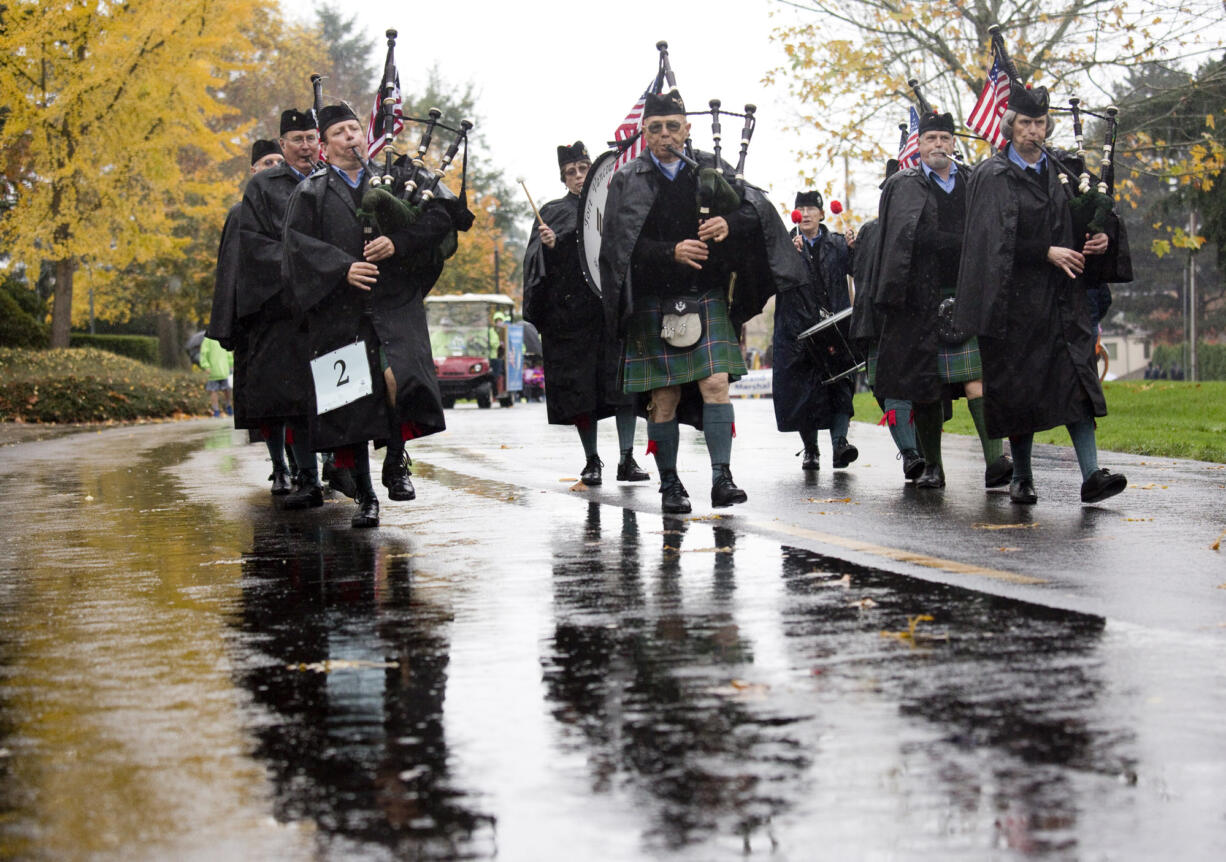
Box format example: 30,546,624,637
350,0,827,225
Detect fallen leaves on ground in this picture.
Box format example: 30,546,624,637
288,659,400,673
1212,527,1225,551
568,480,588,491
881,614,945,645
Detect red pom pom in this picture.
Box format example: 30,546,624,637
829,200,844,215
790,209,803,223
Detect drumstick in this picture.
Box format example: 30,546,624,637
517,177,544,226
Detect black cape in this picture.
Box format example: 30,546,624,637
771,225,855,432
282,166,452,451
872,165,970,402
235,164,314,428
953,149,1112,437
206,202,241,351
522,192,631,425
848,217,882,349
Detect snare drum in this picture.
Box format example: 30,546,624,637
796,307,865,385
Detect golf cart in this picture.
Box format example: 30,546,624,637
426,293,524,409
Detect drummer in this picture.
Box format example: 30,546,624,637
771,190,857,471
871,110,1012,490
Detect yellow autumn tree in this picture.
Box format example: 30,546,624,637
0,0,259,347
769,0,1226,183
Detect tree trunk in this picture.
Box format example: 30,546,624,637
50,258,75,348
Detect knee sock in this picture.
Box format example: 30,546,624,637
350,445,375,496
265,434,288,472
798,426,818,453
1010,433,1034,481
881,398,918,453
830,413,850,446
913,402,944,468
647,420,680,476
615,405,638,456
384,436,405,468
703,402,735,483
1066,419,1100,480
577,423,599,458
290,441,319,485
966,397,1004,463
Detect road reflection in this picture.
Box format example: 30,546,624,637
231,514,494,857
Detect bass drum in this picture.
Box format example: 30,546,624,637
577,149,620,296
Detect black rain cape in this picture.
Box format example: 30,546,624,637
522,192,631,425
206,202,241,351
282,166,452,452
953,148,1117,437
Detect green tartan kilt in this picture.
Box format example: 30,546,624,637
865,346,878,387
623,291,747,392
939,336,983,383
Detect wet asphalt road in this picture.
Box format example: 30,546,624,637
1,402,1224,860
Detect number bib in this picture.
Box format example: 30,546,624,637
310,341,373,414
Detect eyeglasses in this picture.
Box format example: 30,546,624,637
563,164,590,178
645,120,683,134
282,134,319,147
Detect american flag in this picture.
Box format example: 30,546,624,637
366,71,404,159
613,78,663,171
966,55,1011,149
898,107,920,167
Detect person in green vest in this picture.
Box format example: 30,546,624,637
198,336,234,417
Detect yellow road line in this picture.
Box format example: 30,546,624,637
748,519,1049,586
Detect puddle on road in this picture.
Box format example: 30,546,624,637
0,432,1222,860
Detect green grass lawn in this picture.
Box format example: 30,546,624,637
0,347,209,423
853,380,1226,463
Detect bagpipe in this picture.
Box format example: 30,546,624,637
312,30,474,268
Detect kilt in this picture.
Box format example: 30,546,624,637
865,346,878,388
623,291,747,392
938,336,983,383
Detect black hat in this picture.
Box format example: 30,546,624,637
795,190,823,209
279,109,313,135
918,111,955,135
643,88,686,119
250,139,281,164
317,103,359,135
1008,80,1049,118
556,141,590,169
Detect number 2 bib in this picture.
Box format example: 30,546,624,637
310,341,374,414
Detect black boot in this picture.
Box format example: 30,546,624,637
616,450,649,482
322,454,358,499
660,469,691,514
282,482,323,510
900,449,925,482
984,454,1014,488
580,454,603,486
351,491,380,528
382,451,416,501
831,437,859,468
269,465,292,496
916,463,945,489
1080,468,1127,504
711,464,748,507
800,445,820,471
1009,477,1038,505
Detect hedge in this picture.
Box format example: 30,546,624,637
1150,342,1226,380
68,333,159,365
0,291,49,349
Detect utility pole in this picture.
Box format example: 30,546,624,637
1189,209,1199,382
493,248,500,295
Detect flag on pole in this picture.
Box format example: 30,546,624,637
966,55,1011,149
613,78,663,171
367,71,404,159
898,107,920,167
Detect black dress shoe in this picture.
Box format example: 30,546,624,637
801,445,820,471
579,454,603,486
382,452,416,501
616,452,649,482
270,466,292,496
351,492,380,528
900,449,925,482
1009,477,1038,505
322,457,358,499
660,470,692,514
1081,468,1127,504
916,463,946,489
831,437,859,468
984,454,1014,488
282,483,323,510
711,464,748,507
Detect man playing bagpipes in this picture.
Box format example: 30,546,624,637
599,88,805,514
521,141,649,488
282,104,470,528
872,109,1013,491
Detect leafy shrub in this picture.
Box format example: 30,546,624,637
1151,342,1226,380
68,333,159,365
0,347,207,422
0,290,49,348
